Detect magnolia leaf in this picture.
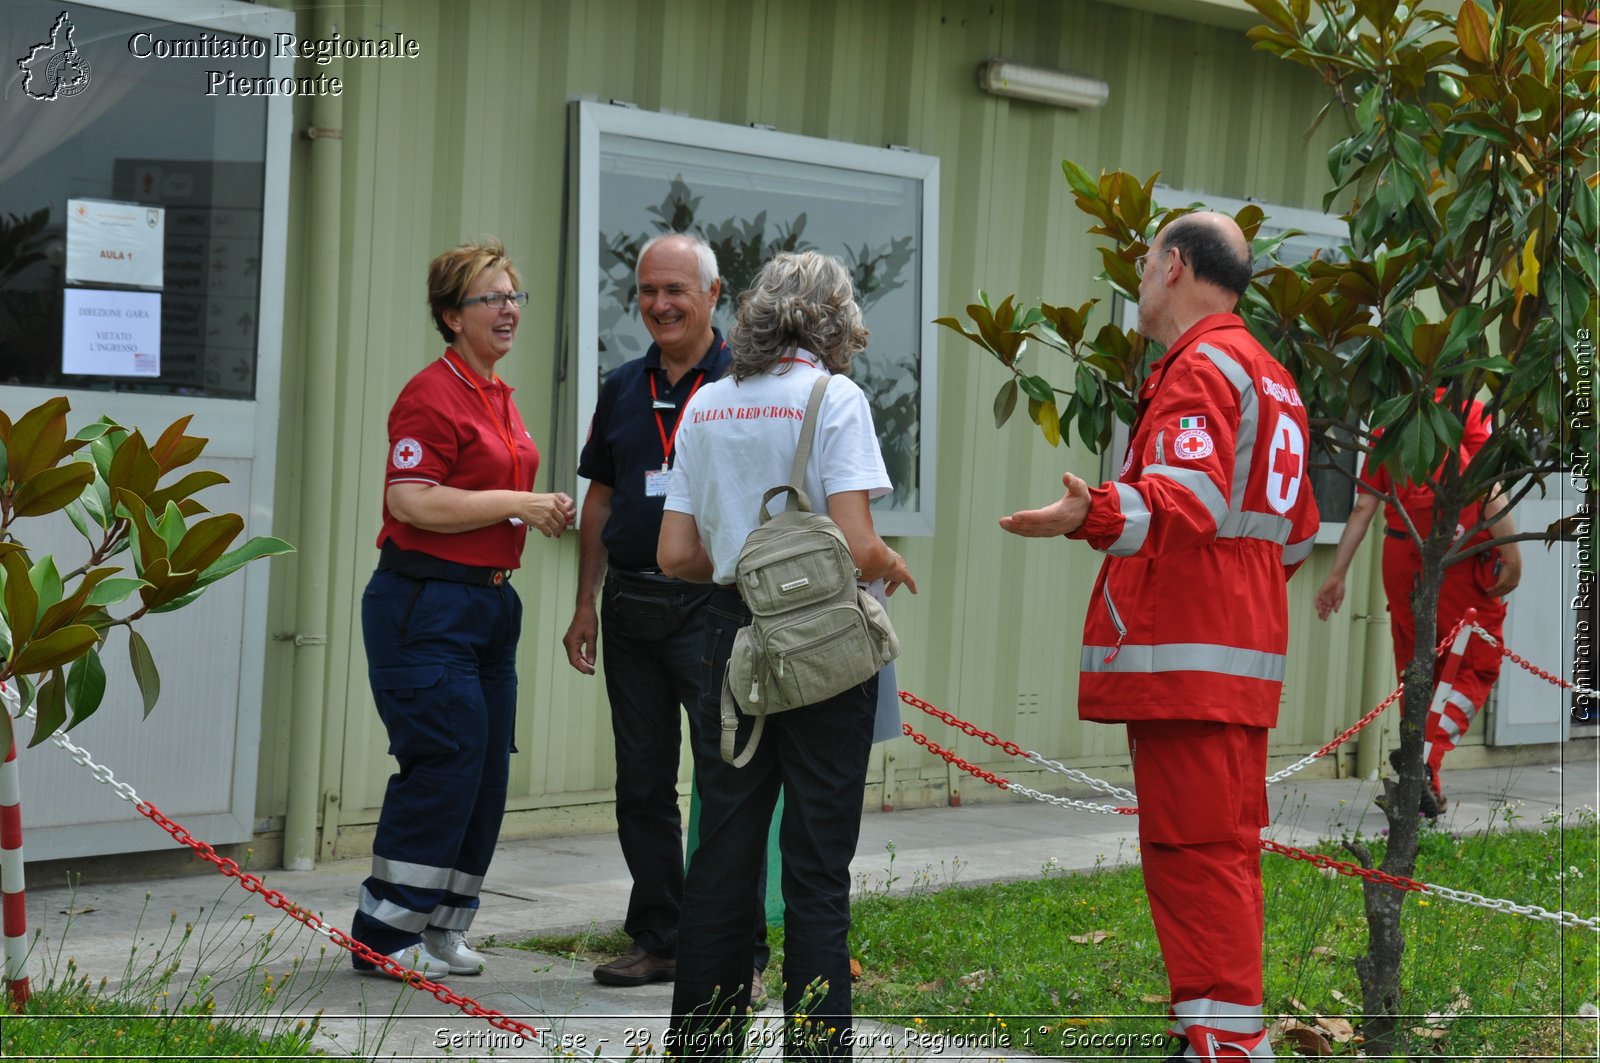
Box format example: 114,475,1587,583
64,500,95,546
34,570,106,642
85,577,151,607
6,396,71,484
148,415,199,472
128,629,161,717
13,461,96,518
194,535,296,588
1518,231,1541,296
1067,929,1113,944
28,555,63,615
993,379,1019,428
1281,1026,1334,1057
28,667,66,748
1018,374,1055,405
12,624,99,676
2,552,39,643
1455,1,1491,64
106,430,161,499
65,649,107,728
144,469,229,514
1060,158,1101,202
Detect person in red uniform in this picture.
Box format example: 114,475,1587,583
1315,396,1521,815
1002,212,1319,1061
351,238,575,978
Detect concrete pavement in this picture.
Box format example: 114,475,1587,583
14,743,1597,1060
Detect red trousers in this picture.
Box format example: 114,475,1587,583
1129,721,1273,1059
1382,535,1505,778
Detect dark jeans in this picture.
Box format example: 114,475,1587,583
601,570,769,965
352,569,520,959
668,587,875,1061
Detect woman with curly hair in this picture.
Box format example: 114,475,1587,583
658,250,916,1058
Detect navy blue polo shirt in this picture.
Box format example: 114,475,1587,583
578,328,731,570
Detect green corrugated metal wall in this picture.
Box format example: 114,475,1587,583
256,0,1381,854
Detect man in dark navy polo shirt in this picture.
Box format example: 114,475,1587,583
563,233,769,992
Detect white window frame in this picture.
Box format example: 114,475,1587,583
567,101,940,536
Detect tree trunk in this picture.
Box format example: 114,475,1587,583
1355,489,1466,1057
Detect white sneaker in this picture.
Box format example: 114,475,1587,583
423,928,487,975
360,942,452,979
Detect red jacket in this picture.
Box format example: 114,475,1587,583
1071,314,1320,727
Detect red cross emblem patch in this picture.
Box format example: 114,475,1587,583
1265,412,1305,514
1173,427,1214,460
392,437,424,469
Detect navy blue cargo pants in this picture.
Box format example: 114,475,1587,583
351,567,521,962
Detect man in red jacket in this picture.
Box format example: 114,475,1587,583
1002,212,1320,1061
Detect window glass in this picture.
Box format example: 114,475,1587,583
597,135,925,511
2,1,269,397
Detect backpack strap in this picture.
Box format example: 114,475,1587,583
720,661,763,768
790,374,831,492
760,374,832,524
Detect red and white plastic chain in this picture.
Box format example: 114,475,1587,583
901,716,1599,931
15,706,546,1045
1471,624,1600,700
899,690,1136,803
1261,839,1600,933
898,721,1135,816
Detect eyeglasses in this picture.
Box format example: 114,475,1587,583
460,291,529,310
1134,246,1182,278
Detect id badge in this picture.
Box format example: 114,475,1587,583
645,465,672,497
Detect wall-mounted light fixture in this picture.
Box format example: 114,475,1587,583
978,59,1110,110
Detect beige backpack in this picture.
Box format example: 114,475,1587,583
720,376,899,766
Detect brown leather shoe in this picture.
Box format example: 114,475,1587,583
593,943,675,986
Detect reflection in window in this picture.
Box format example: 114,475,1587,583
597,147,923,511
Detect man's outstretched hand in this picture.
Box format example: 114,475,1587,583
1000,472,1093,538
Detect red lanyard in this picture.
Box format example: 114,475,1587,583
444,350,523,489
649,369,706,466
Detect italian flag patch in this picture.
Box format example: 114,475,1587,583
1179,416,1206,430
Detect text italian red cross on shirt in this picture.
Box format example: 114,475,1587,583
1272,427,1301,480
396,442,418,464
1179,434,1209,458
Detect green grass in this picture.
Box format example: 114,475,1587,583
843,809,1598,1059
4,879,337,1061
506,924,633,964
4,980,324,1059
507,810,1599,1059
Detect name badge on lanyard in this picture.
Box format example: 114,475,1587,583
645,464,672,498
649,367,706,499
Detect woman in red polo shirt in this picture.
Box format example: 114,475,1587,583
351,239,574,978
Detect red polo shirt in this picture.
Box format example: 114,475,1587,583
377,351,540,569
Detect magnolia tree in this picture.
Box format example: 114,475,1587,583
0,395,294,751
939,0,1594,1051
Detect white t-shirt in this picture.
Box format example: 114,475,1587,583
664,354,891,585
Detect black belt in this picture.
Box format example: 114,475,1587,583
1385,528,1408,541
379,541,511,586
608,566,695,593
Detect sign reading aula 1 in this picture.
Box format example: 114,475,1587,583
65,197,165,289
